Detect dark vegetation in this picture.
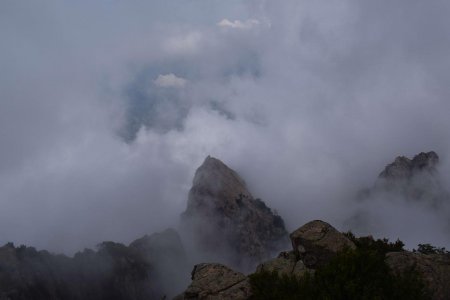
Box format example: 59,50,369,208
343,231,405,255
0,242,156,300
249,234,430,300
414,243,450,255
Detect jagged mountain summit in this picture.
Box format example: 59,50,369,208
378,151,439,180
181,156,288,270
346,151,450,238
360,151,449,207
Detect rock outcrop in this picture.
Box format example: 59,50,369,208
178,219,450,300
289,220,355,268
181,156,288,270
386,251,450,300
374,151,448,207
255,251,308,278
379,151,439,180
346,151,449,233
176,263,252,300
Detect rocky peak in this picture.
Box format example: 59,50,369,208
379,151,439,180
184,156,251,217
347,151,448,233
372,151,448,206
181,156,288,270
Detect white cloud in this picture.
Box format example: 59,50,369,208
154,73,187,88
163,32,202,55
217,18,260,30
2,0,450,255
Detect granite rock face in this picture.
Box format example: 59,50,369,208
177,263,252,300
289,220,355,268
346,151,449,233
386,251,450,300
178,220,450,300
374,151,447,207
181,156,288,270
255,251,309,278
379,151,439,180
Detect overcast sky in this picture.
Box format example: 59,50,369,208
1,0,450,254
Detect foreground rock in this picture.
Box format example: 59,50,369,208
386,251,450,300
178,219,450,300
181,156,288,270
177,263,252,300
256,251,309,278
289,220,355,268
255,220,354,277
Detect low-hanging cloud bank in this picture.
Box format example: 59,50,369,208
1,0,450,254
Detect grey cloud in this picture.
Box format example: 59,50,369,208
1,0,450,255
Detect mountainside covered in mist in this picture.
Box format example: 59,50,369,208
1,153,450,299
178,220,450,300
0,229,189,299
374,151,447,206
0,156,287,299
347,151,450,238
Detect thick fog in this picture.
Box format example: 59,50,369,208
1,0,450,254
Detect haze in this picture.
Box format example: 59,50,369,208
1,0,450,254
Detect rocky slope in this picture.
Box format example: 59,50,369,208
175,263,252,300
178,220,450,300
180,156,288,270
386,251,450,300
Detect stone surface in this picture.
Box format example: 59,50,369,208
289,220,355,268
180,263,252,300
379,151,439,179
346,151,449,231
256,251,309,278
181,156,288,270
375,151,447,207
386,251,450,300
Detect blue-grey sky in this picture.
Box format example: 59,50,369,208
1,0,450,253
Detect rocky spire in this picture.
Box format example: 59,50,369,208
181,156,288,270
372,151,447,207
378,151,439,180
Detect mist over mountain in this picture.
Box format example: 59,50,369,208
1,1,450,298
1,154,450,299
345,151,450,249
0,157,288,298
